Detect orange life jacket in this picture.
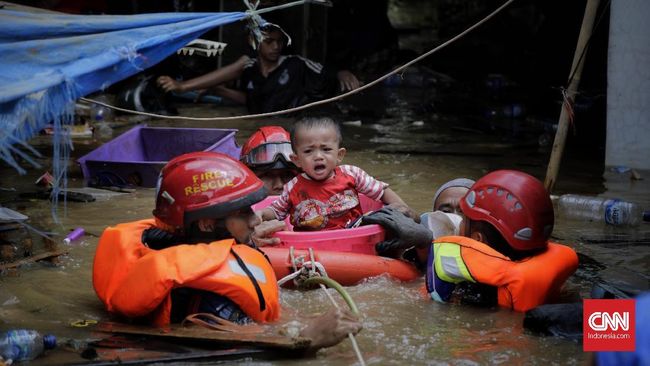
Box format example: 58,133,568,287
93,219,280,326
431,236,578,312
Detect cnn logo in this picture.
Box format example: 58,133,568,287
583,299,635,352
587,311,629,331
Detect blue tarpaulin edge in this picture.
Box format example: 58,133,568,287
0,9,248,174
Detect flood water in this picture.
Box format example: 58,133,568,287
1,85,649,365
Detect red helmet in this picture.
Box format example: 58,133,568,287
240,126,296,171
459,170,554,251
153,152,267,231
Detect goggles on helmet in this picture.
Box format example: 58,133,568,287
242,142,293,167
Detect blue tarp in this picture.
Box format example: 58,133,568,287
0,8,248,173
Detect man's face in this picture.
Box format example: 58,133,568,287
258,30,285,62
257,169,296,195
434,187,470,216
224,207,261,244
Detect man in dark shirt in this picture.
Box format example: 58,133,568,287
157,24,360,113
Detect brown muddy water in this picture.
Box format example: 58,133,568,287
0,98,648,365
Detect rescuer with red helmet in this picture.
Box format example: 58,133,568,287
458,169,555,258
361,170,577,312
152,151,268,244
93,152,361,351
240,126,298,195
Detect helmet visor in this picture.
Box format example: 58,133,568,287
243,142,293,167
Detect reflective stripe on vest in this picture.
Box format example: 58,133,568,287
433,242,475,284
228,260,267,284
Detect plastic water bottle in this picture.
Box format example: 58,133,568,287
93,112,113,139
0,329,56,361
556,194,649,226
91,102,113,138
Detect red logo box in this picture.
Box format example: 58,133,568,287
583,299,635,352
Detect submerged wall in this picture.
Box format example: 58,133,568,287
606,0,650,169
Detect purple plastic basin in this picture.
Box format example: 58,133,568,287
77,125,240,187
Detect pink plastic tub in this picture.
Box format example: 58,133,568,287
252,194,385,255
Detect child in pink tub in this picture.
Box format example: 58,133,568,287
260,117,414,231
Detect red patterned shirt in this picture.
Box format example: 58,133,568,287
270,165,388,231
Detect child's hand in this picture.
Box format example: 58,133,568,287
250,220,286,247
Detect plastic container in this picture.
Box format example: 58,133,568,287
63,227,85,244
78,125,240,187
251,194,385,254
273,225,385,255
0,329,56,361
555,194,649,226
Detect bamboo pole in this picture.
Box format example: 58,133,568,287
544,0,601,192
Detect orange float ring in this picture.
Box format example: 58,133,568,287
260,247,421,287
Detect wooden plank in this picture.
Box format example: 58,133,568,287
87,347,264,365
0,248,69,271
45,336,267,366
95,322,311,350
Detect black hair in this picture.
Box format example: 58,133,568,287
468,220,540,261
290,117,342,150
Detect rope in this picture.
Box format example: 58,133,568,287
276,247,365,365
561,88,576,133
252,0,317,16
290,246,298,273
277,268,303,286
303,276,365,366
289,246,300,287
79,0,517,121
276,260,329,286
565,0,611,87
308,248,317,277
